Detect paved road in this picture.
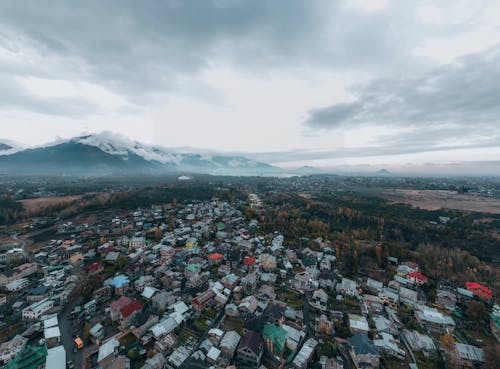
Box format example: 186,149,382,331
59,298,83,368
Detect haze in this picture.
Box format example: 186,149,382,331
1,0,500,172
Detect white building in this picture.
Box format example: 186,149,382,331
22,298,54,320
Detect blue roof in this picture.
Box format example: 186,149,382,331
107,275,130,288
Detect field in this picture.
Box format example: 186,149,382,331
381,189,500,214
20,192,111,214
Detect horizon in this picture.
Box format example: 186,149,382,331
1,1,500,172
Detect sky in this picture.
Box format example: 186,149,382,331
1,0,500,170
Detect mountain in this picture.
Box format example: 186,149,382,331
289,165,325,175
0,139,23,155
0,133,282,176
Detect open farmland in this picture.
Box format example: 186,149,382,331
381,189,500,214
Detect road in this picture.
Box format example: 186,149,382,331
59,297,84,368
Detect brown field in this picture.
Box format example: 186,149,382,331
381,189,500,214
20,192,111,215
20,195,86,214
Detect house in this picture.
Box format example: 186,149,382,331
415,306,455,333
363,295,384,314
311,288,328,311
207,347,221,365
402,329,436,357
465,282,493,301
348,333,380,369
237,330,263,368
319,356,344,369
220,331,241,358
378,288,398,309
399,286,418,306
110,296,133,321
239,295,259,315
22,298,54,320
366,278,383,293
262,323,287,355
491,304,500,341
4,345,47,369
348,314,370,335
339,278,357,296
26,285,51,302
292,338,318,369
44,319,61,348
0,335,27,363
373,332,405,359
6,278,29,292
90,323,104,344
373,316,397,336
129,236,145,249
97,337,120,368
436,288,457,312
192,289,214,311
407,272,428,285
454,343,484,367
106,274,130,295
120,300,142,329
315,314,334,336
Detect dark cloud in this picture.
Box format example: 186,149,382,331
0,78,104,117
0,0,421,104
304,45,500,130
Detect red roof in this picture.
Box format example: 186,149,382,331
209,253,224,260
121,300,142,318
466,282,492,297
244,256,256,266
407,271,428,281
110,296,132,312
86,262,103,271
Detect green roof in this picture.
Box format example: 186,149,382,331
186,263,202,273
217,222,226,230
5,345,47,369
263,324,287,353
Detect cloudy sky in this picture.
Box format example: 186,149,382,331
1,0,500,170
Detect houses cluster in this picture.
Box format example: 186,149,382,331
0,193,496,369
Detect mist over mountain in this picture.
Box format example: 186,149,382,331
0,133,281,176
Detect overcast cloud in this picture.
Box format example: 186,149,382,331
1,0,500,170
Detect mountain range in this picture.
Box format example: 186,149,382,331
0,133,283,176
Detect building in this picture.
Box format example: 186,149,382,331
45,345,65,369
0,335,27,363
415,306,455,333
220,331,241,358
22,299,54,320
465,282,493,301
237,331,263,368
120,300,143,329
292,338,318,369
348,333,380,369
491,304,500,341
311,288,328,310
348,314,370,335
315,314,334,336
4,345,47,369
192,289,214,311
407,272,428,285
454,343,484,367
6,278,29,292
436,288,457,312
110,296,133,321
262,323,287,355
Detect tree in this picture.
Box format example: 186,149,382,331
83,322,91,340
154,227,162,241
484,342,500,369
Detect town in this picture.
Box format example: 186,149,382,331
0,176,498,369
